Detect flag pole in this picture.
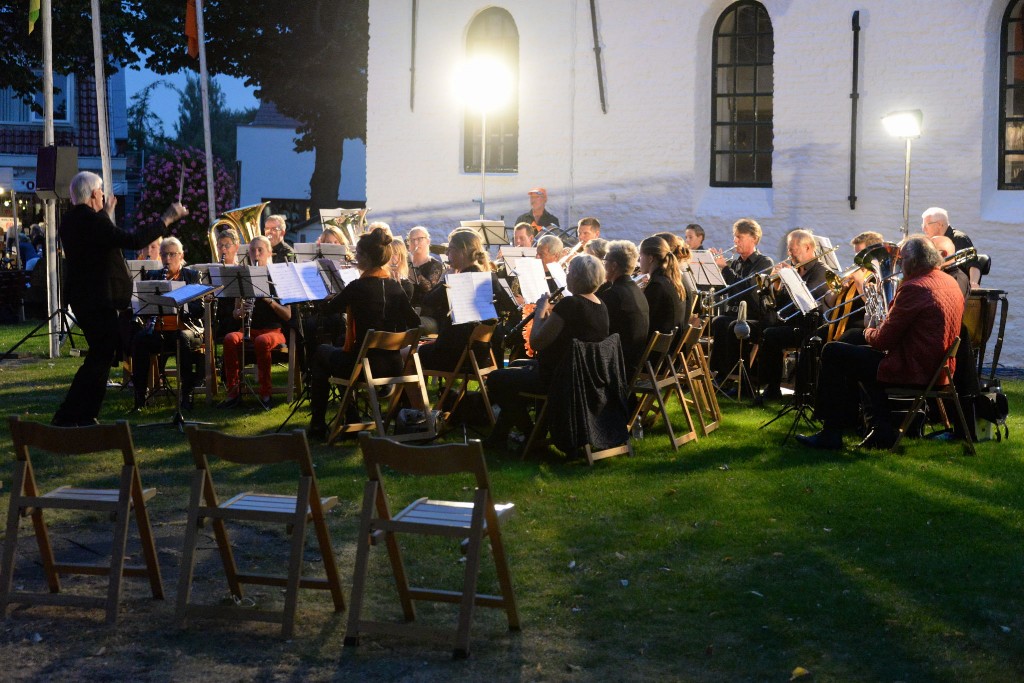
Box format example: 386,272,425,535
194,0,217,224
41,0,60,359
90,0,113,219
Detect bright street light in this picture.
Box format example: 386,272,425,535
456,55,513,219
882,109,923,238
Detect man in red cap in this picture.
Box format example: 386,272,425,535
515,187,560,236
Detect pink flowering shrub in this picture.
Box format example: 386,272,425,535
132,146,237,261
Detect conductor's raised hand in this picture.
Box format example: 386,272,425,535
161,202,189,225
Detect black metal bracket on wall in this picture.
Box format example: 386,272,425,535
849,10,861,210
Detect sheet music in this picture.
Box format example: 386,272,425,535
153,283,217,308
127,260,161,281
133,280,183,315
778,267,816,314
512,258,548,302
690,251,727,287
446,272,498,325
208,265,271,298
268,262,330,304
339,267,361,286
498,246,537,259
546,262,570,295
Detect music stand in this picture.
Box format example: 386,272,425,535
137,283,218,432
210,265,273,401
460,219,508,248
758,273,821,443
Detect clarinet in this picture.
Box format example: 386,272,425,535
143,266,170,334
243,298,254,341
508,287,565,335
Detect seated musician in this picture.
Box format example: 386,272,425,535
822,231,883,345
418,230,498,373
219,236,292,409
136,236,162,261
485,254,609,449
684,223,706,251
130,237,204,411
388,236,416,301
536,234,564,292
512,222,534,248
638,236,687,339
264,214,295,264
653,231,699,321
408,226,444,308
318,225,349,247
306,228,421,441
598,240,650,378
796,235,963,450
755,229,829,402
708,218,774,383
932,235,969,299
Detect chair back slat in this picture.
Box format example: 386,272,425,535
359,434,489,485
364,328,422,353
185,426,313,474
9,416,136,464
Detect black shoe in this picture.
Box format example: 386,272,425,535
857,428,898,450
258,395,272,410
218,396,241,409
795,429,843,450
761,385,783,402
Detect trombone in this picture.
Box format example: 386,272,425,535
752,245,840,310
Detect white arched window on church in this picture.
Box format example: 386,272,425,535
1000,0,1024,189
711,1,773,187
463,8,519,174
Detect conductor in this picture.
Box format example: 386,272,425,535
52,171,188,427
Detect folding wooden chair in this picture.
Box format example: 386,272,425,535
240,324,302,404
886,337,976,456
424,322,499,427
346,434,519,659
627,329,698,449
0,417,163,624
175,427,345,638
675,322,721,435
327,328,435,444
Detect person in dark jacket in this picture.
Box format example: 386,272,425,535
597,240,650,378
52,171,188,426
307,228,421,440
638,236,687,339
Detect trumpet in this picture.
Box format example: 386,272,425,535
556,240,586,268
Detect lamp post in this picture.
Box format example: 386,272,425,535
881,109,923,239
457,56,513,220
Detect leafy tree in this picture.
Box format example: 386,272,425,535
0,1,141,103
127,81,172,159
132,146,237,260
172,74,255,168
133,0,368,212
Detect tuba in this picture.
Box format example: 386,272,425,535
321,208,369,246
207,202,270,261
854,241,901,326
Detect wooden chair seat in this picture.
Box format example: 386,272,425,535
175,427,345,638
0,418,164,625
627,329,698,449
347,434,520,659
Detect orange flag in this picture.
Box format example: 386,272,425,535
185,0,199,58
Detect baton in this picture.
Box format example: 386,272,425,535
176,164,185,204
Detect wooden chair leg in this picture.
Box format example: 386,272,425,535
485,506,520,631
345,482,381,647
281,478,312,639
131,471,164,600
0,463,27,615
522,397,549,456
176,471,207,629
948,393,978,456
453,490,488,659
104,465,135,624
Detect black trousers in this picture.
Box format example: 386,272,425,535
486,359,544,436
758,324,804,390
54,303,120,424
131,327,202,403
813,341,892,433
308,344,403,430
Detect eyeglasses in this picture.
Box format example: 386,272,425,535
409,237,428,243
161,252,182,258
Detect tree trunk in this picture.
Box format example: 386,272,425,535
309,128,344,212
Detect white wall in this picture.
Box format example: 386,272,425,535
236,126,366,206
367,0,1022,366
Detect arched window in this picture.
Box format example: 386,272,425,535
711,1,773,187
1000,0,1024,189
464,8,519,174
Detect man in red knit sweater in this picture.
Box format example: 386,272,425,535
797,235,963,450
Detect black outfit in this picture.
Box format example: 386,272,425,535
757,260,829,393
643,272,686,339
54,204,167,425
409,258,445,308
597,276,650,378
487,295,609,439
272,240,295,264
308,276,420,432
418,266,499,372
709,251,774,380
514,209,559,231
944,225,978,280
131,267,205,408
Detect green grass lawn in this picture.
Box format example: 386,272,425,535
1,321,1023,681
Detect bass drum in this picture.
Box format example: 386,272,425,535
963,288,1003,350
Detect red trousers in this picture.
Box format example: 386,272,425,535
223,328,286,398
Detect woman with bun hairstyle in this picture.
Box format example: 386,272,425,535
307,227,421,440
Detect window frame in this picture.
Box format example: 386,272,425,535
1000,0,1024,190
463,7,519,175
710,0,773,188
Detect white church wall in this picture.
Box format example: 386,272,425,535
367,0,1021,366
